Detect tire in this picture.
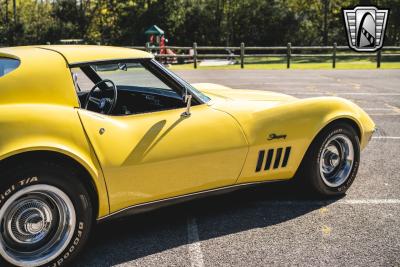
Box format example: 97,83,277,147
299,122,360,196
0,160,93,267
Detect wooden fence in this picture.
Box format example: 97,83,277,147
128,43,400,69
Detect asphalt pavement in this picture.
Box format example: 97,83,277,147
75,69,400,267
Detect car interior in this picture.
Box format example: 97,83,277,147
72,59,197,116
77,85,187,116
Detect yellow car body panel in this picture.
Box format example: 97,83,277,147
0,47,79,107
0,46,375,220
194,83,375,184
0,104,110,217
77,105,248,213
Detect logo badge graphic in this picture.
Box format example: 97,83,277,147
343,6,389,52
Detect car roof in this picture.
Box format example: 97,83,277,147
0,45,152,66
36,45,153,65
0,46,153,107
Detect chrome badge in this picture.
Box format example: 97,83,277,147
343,6,389,52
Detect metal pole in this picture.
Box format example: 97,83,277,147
240,42,245,69
333,42,337,69
193,42,197,69
287,42,291,69
377,50,381,68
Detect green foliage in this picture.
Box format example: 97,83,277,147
0,0,399,46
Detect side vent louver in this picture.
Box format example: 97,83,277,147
264,149,274,170
255,147,292,172
255,150,265,172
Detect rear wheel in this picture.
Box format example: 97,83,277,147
299,122,360,196
0,160,93,267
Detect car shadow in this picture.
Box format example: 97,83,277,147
123,116,187,165
75,182,342,266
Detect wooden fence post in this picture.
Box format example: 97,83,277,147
377,50,381,68
287,42,291,69
332,42,337,69
240,42,245,69
193,42,198,69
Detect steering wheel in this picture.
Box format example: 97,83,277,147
84,79,118,114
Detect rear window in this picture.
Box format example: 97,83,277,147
0,58,20,77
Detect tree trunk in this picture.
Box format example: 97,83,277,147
12,0,16,23
5,0,9,23
323,0,329,46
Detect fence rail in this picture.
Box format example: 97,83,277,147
128,43,400,69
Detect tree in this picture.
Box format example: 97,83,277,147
0,0,398,46
12,0,16,22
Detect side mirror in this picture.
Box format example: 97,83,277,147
181,94,192,117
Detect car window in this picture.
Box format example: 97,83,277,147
70,68,95,92
0,58,20,77
92,62,175,92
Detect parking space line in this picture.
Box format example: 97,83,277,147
368,114,400,116
187,217,205,267
385,103,400,114
364,108,394,111
287,92,400,96
262,199,400,205
338,199,400,204
372,136,400,140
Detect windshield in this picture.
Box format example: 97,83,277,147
151,60,211,103
95,62,175,92
72,61,176,93
70,59,210,104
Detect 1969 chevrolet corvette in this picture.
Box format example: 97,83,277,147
0,45,375,266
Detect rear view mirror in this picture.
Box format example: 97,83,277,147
118,63,128,71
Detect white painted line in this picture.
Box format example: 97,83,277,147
187,217,205,267
368,113,400,117
335,93,400,96
372,136,400,140
364,108,395,111
367,114,400,116
338,199,400,204
262,199,400,205
288,92,400,96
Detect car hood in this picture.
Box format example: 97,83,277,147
193,83,297,103
192,83,375,151
192,83,302,141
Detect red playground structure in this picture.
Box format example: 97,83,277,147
145,25,177,64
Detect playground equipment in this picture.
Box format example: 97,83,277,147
145,25,177,63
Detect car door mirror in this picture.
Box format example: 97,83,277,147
181,94,192,117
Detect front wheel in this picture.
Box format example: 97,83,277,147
299,122,360,196
0,160,93,267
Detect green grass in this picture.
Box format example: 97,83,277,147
169,56,400,70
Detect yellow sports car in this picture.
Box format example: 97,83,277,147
0,46,375,267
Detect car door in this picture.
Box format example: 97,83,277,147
78,104,248,213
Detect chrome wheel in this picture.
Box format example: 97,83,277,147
0,184,76,267
319,134,354,187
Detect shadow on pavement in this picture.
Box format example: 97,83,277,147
75,182,342,266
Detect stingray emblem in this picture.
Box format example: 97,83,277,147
343,6,389,52
268,133,287,140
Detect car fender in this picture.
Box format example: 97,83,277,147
210,96,375,183
0,104,109,217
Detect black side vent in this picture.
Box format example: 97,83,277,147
255,147,291,172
